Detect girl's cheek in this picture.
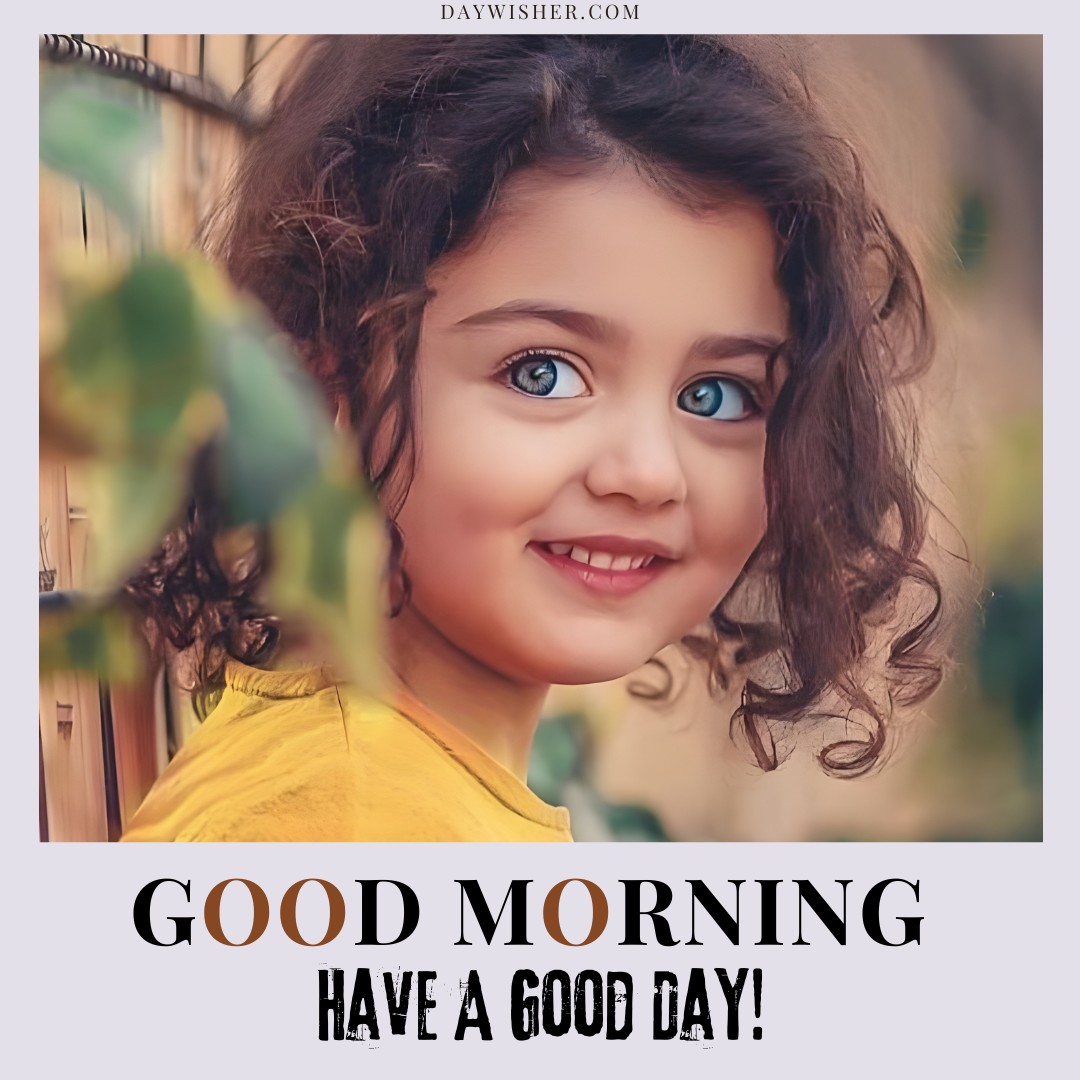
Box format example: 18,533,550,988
691,446,769,566
422,399,583,523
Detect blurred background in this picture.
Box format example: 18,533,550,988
38,35,1041,842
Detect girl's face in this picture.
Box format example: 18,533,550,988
395,167,787,686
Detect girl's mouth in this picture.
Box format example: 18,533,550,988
527,539,673,596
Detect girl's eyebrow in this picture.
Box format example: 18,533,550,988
688,333,786,363
454,300,787,360
454,301,623,343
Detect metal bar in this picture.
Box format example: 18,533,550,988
39,33,264,134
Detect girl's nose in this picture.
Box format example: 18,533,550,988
583,409,688,509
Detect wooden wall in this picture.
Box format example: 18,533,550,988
39,34,299,840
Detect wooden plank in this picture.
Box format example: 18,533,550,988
38,169,85,256
87,33,144,56
80,194,129,265
145,35,202,252
80,36,145,263
63,462,92,588
38,463,108,841
38,167,85,371
202,34,249,97
245,35,308,115
109,672,164,831
40,45,90,261
41,61,101,839
198,35,251,228
67,459,166,833
39,729,49,841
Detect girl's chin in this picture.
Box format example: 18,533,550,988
514,644,669,688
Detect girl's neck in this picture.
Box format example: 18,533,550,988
384,605,549,780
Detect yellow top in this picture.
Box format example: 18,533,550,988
122,659,573,842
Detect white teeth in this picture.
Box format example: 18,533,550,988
548,544,659,570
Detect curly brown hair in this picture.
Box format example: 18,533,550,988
127,34,946,775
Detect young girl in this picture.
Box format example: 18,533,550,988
122,35,944,842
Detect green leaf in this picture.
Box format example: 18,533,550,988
45,256,226,588
952,189,991,275
54,256,214,457
268,472,383,691
39,70,159,227
83,457,190,587
600,802,669,843
528,713,583,803
211,320,332,526
977,414,1042,577
40,602,144,683
975,578,1043,736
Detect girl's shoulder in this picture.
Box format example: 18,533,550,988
121,660,572,843
121,659,357,841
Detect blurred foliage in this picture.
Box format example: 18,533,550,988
977,415,1042,577
40,72,159,229
977,579,1042,782
881,177,1042,841
952,189,991,275
528,713,581,805
40,602,144,684
530,712,669,841
269,471,385,691
211,319,332,526
39,65,383,692
950,376,1041,822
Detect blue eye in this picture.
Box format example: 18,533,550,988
506,352,588,398
677,377,756,421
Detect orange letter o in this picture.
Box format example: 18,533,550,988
280,879,346,946
204,879,270,946
542,878,609,946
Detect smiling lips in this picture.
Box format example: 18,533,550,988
528,536,675,596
